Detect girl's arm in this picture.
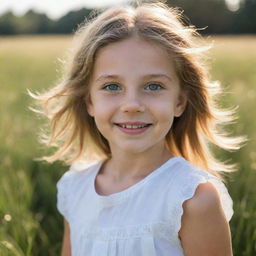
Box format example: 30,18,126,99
179,182,233,256
60,218,71,256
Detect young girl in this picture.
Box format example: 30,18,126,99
32,2,243,256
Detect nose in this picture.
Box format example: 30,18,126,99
120,90,145,113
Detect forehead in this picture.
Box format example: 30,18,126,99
91,36,178,80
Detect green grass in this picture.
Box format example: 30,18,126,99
210,36,256,255
0,35,255,255
0,35,71,256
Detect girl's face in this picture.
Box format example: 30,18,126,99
87,36,187,156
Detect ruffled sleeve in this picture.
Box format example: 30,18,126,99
174,169,234,234
204,174,234,221
56,170,74,220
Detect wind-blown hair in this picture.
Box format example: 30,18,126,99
31,2,244,180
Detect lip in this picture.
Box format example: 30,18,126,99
114,122,152,135
115,122,152,126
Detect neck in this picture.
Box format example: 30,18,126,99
102,143,173,180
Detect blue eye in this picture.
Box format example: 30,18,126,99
145,83,163,91
103,84,121,91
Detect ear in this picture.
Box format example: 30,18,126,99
85,95,95,117
174,90,187,117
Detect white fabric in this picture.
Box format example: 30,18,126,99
56,156,233,256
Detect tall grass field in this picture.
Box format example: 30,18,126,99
0,35,255,255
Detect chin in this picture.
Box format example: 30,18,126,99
116,143,153,155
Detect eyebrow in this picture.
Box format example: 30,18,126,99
95,73,173,83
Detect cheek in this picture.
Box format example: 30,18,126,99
91,100,117,122
150,100,176,119
87,93,112,117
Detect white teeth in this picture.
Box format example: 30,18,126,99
120,124,148,129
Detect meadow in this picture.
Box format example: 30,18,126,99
0,35,255,255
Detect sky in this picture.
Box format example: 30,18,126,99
0,0,240,20
0,0,131,20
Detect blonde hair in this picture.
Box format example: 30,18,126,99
31,2,244,180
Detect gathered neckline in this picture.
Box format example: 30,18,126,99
90,156,183,202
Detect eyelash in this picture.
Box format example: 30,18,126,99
102,83,164,92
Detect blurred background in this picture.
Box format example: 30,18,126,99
0,0,255,255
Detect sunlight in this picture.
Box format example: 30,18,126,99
225,0,241,11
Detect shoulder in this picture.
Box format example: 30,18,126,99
183,182,222,215
56,161,101,219
174,158,234,221
56,160,101,198
58,161,100,185
179,182,233,256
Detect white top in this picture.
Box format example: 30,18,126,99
56,156,233,256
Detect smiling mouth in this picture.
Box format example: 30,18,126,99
115,123,152,129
